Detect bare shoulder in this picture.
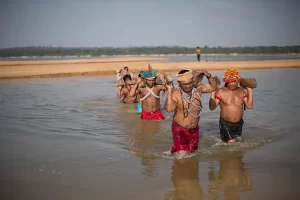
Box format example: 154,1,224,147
216,87,225,95
172,88,181,99
136,87,143,93
173,88,181,95
237,87,246,94
156,84,165,90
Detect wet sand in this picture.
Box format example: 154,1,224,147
0,58,300,79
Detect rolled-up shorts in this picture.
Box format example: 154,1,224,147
219,117,244,142
141,110,165,120
171,120,199,153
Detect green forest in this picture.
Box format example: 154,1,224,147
0,46,300,57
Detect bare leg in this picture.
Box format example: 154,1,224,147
175,150,188,159
228,139,237,143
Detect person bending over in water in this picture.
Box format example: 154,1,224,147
164,69,218,154
209,68,253,143
129,69,167,120
117,74,137,103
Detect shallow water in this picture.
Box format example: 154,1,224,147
0,69,300,199
1,54,300,63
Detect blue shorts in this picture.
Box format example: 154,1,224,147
136,103,142,113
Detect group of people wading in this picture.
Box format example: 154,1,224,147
116,65,254,156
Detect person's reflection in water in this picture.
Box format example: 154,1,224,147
164,158,203,200
208,154,253,200
128,120,162,177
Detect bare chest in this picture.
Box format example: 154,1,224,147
122,87,131,96
221,91,243,106
140,87,160,101
177,90,202,110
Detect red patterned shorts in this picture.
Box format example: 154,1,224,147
141,110,165,120
171,120,199,153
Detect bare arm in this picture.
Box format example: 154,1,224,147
117,87,123,99
128,84,139,97
209,89,221,111
129,72,134,78
207,76,219,91
243,88,253,109
195,70,218,93
159,84,168,92
196,83,213,93
164,86,177,112
116,73,122,81
128,77,142,97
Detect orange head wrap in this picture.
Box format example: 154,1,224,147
223,68,241,82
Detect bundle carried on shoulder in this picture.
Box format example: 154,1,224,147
116,78,137,88
139,70,174,86
240,78,257,89
116,68,122,74
192,70,220,91
192,71,205,87
117,79,124,88
163,72,174,86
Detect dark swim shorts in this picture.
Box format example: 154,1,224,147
219,117,244,142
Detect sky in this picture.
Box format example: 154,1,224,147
1,0,300,48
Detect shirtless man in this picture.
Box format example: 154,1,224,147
117,74,137,103
164,69,218,154
209,68,253,143
129,69,167,120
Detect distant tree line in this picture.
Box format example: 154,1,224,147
0,46,299,57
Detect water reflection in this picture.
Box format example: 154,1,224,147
164,158,203,200
208,153,253,200
163,151,253,200
124,118,163,177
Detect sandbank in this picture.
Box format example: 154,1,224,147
0,58,300,79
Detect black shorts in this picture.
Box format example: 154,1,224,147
219,117,244,142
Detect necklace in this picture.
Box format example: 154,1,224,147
179,87,202,118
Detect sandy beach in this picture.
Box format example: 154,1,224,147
0,58,300,79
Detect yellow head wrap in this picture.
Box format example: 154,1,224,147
223,68,241,82
176,69,193,82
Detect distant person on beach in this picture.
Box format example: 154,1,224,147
196,47,201,62
209,68,253,143
129,64,168,120
117,74,137,103
164,69,219,154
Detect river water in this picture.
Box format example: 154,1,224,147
0,69,300,200
1,54,300,63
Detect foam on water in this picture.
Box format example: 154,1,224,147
133,128,280,161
